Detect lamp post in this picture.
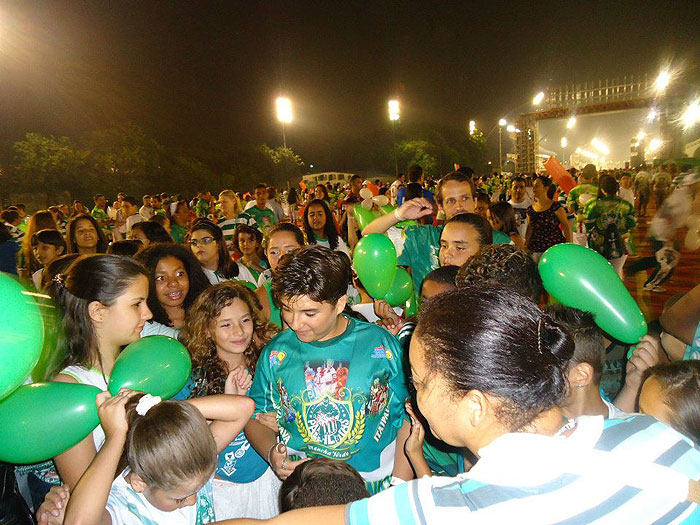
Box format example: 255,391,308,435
498,118,506,173
276,97,292,148
389,100,400,177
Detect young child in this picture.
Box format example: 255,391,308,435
488,201,525,250
438,213,492,268
62,389,253,524
279,459,369,512
639,361,700,444
178,282,280,519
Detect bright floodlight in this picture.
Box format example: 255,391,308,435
648,138,663,153
681,99,700,130
533,92,545,105
276,97,292,123
560,137,567,148
388,100,400,121
566,116,576,129
647,108,658,122
506,124,516,133
637,130,646,141
498,118,507,127
469,120,476,135
591,138,610,156
655,70,671,93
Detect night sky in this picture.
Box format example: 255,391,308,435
0,1,698,170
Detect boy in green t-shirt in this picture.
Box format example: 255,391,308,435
246,246,412,494
247,184,278,232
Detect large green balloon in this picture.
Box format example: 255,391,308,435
352,204,379,231
108,336,191,399
235,280,258,291
0,273,45,401
539,243,647,344
383,267,414,307
0,382,101,463
353,234,398,298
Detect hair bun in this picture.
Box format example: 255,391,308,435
539,316,574,363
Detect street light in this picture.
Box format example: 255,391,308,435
276,97,293,148
469,120,476,135
655,70,671,93
498,119,507,173
591,138,610,156
388,100,400,176
532,91,545,105
506,124,516,133
647,108,658,122
681,99,700,130
566,116,576,129
648,138,663,154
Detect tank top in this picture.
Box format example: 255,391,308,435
59,365,109,450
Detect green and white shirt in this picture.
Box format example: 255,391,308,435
249,316,408,494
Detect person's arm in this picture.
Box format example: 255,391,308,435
392,419,414,481
186,391,254,454
244,419,307,480
362,198,433,236
510,233,525,251
347,208,359,251
404,402,431,478
660,283,700,346
614,336,661,413
555,206,572,243
524,213,532,248
255,285,271,323
64,390,141,525
52,374,98,490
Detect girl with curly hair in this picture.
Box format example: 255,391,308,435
177,281,280,519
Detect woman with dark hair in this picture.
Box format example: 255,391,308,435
302,198,349,256
488,201,525,250
230,286,700,523
66,214,109,254
129,220,172,248
20,209,57,277
232,224,267,284
583,174,636,277
166,200,191,243
136,243,210,335
188,218,242,284
525,175,571,262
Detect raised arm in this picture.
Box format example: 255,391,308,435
362,198,433,236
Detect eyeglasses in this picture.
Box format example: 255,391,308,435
189,236,215,247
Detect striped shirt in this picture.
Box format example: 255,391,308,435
346,415,700,524
218,216,254,251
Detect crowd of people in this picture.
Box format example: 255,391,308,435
0,160,699,525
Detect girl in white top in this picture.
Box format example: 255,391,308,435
302,198,350,257
30,229,66,289
232,224,268,285
188,219,246,285
48,254,153,490
63,389,253,525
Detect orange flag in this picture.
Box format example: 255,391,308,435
544,156,577,193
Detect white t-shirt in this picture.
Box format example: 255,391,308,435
139,205,154,220
32,268,43,290
125,214,144,234
313,237,350,257
508,198,532,240
106,472,215,525
140,321,180,339
618,187,635,205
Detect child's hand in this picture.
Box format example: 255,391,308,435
37,484,70,524
626,335,661,389
404,401,425,458
96,389,138,441
269,442,308,480
225,367,251,396
374,298,403,335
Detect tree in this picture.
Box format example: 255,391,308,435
259,145,305,188
12,133,90,204
396,140,440,178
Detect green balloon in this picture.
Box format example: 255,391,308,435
0,273,45,401
383,267,414,307
380,204,395,215
353,234,397,298
109,336,192,399
404,293,419,318
0,382,101,463
352,204,379,231
539,243,647,344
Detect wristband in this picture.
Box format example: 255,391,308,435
394,208,404,222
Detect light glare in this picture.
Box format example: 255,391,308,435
276,97,293,123
566,116,576,129
560,137,567,148
388,99,400,121
656,70,671,92
681,100,700,130
591,138,610,156
498,118,507,127
533,92,545,105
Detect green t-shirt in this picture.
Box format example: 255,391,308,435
492,229,512,244
170,223,187,243
583,196,636,258
397,224,442,300
567,182,599,226
246,206,277,232
249,316,408,494
263,280,282,328
91,206,110,238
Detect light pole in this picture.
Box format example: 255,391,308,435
389,100,400,177
498,119,506,173
276,97,292,148
560,137,567,166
